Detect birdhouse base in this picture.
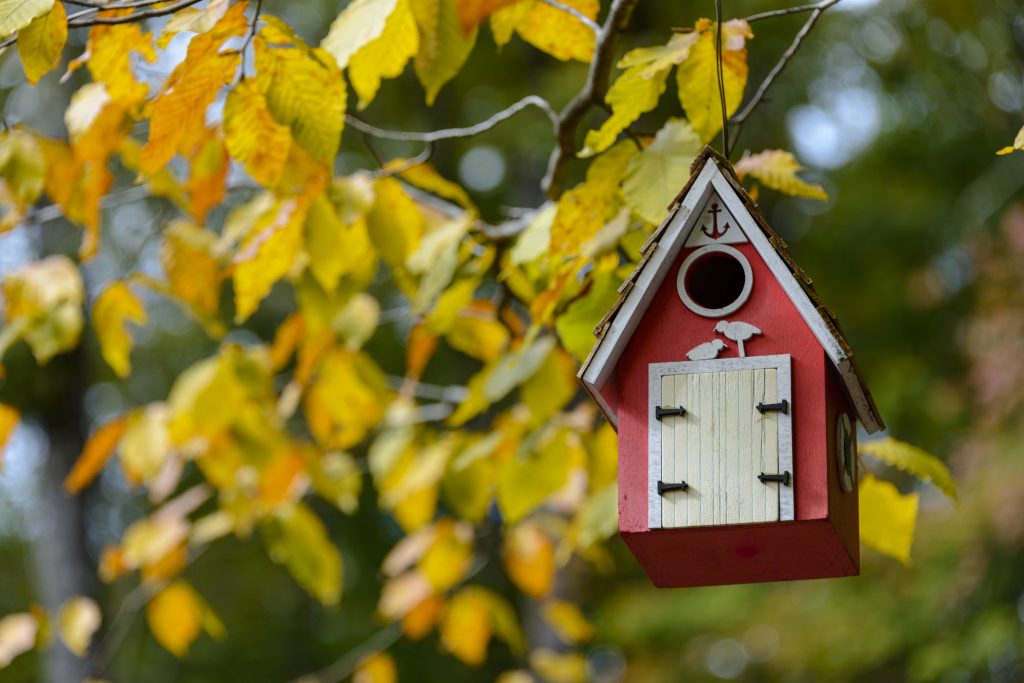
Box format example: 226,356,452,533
621,517,858,588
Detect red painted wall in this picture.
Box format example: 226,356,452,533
615,241,830,533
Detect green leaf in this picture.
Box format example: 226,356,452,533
555,267,621,361
622,118,702,224
859,474,918,565
860,437,958,501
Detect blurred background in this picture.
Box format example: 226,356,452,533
1,0,1024,680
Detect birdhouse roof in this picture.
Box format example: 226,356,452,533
578,146,885,434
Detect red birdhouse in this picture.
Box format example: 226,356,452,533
579,148,885,588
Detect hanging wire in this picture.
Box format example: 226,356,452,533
714,0,730,157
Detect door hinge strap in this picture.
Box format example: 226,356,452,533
658,480,689,495
757,399,789,414
758,471,792,487
656,405,687,420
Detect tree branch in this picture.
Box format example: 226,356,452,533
347,95,558,143
67,0,206,27
729,0,841,148
743,0,840,23
542,0,641,199
539,0,600,34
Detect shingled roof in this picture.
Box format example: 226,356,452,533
578,146,885,434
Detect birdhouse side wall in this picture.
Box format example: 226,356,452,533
826,363,860,569
615,241,830,533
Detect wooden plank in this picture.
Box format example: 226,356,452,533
737,369,753,525
686,371,701,527
725,370,740,524
672,373,688,527
660,374,675,527
777,356,794,521
752,369,766,522
700,370,715,527
764,368,780,522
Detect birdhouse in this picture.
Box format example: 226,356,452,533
579,147,885,588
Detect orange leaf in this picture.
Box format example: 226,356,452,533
455,0,520,36
0,404,20,471
64,415,129,493
503,522,554,598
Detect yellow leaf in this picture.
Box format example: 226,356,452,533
366,177,424,271
581,33,699,157
257,26,346,164
17,0,65,84
122,516,189,569
119,404,171,485
305,348,389,449
860,437,957,501
570,483,616,550
515,0,596,62
78,16,157,106
444,301,510,361
676,19,752,143
542,601,595,645
530,648,588,683
145,581,213,657
996,124,1024,155
185,130,229,224
56,597,101,657
0,404,19,471
232,197,308,322
550,141,636,259
0,613,38,668
386,160,476,212
0,0,52,40
503,522,554,598
419,518,474,590
303,194,360,293
349,0,419,108
140,4,247,174
63,415,128,493
440,588,491,666
622,118,702,224
0,128,45,220
734,149,828,200
497,428,581,523
454,0,518,33
354,652,397,683
321,0,399,69
161,220,224,317
262,503,344,606
488,0,531,47
401,594,443,639
411,0,477,104
441,438,495,522
859,474,918,565
520,345,577,425
157,0,230,47
0,255,83,365
224,78,291,187
304,450,363,514
93,282,147,378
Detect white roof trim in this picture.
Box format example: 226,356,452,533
581,157,884,434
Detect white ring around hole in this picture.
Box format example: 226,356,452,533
676,244,754,318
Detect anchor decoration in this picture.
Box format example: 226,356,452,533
701,202,731,240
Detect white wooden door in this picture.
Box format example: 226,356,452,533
648,356,793,529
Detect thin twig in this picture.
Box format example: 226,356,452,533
729,0,841,148
375,143,435,178
743,0,838,23
68,0,206,27
714,0,729,157
542,0,642,199
347,95,558,143
539,0,600,34
241,0,264,77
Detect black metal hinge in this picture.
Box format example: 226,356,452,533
758,471,792,487
656,405,687,420
658,480,689,495
756,399,789,415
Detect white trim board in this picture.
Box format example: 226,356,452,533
580,155,883,434
647,355,794,529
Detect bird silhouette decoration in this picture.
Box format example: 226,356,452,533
686,339,728,361
714,320,762,358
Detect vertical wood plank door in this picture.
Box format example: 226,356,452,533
658,365,784,528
